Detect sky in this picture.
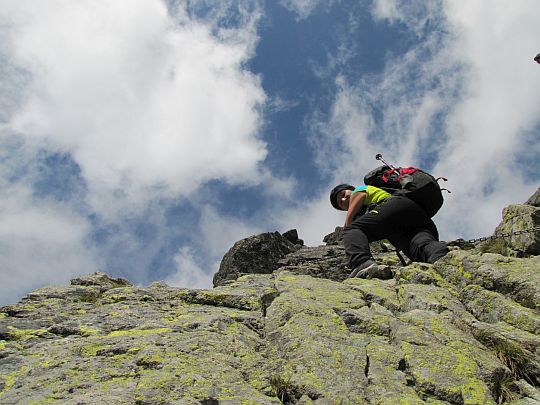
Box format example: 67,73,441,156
1,0,539,305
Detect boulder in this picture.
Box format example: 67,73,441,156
525,187,540,207
281,229,304,246
323,226,344,245
490,200,540,257
213,232,298,287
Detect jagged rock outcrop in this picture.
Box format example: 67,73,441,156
482,189,540,257
525,188,540,207
213,231,300,287
1,191,539,404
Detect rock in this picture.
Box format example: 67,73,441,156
276,245,350,281
2,250,540,403
486,201,540,257
282,229,304,246
1,197,540,404
525,187,540,207
213,231,298,287
323,226,344,245
70,272,132,289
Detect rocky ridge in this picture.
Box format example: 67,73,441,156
0,190,539,404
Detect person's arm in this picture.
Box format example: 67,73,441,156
344,191,366,227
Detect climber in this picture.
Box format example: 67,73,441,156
535,53,540,64
330,183,448,279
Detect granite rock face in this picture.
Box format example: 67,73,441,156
482,191,540,257
1,193,540,405
525,188,540,207
213,231,299,287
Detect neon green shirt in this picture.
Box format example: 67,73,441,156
352,185,390,206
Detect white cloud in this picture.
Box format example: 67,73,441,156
0,0,276,303
199,206,264,258
277,189,344,246
0,180,97,305
160,205,266,290
372,0,444,36
279,0,330,21
433,0,540,238
165,246,213,289
1,0,267,219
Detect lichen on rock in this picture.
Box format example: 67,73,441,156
1,191,540,404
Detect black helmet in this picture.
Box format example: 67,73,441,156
330,184,354,210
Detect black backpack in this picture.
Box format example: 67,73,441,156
364,165,447,217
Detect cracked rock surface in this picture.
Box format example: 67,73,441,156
1,194,540,404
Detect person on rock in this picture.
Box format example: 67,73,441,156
330,183,448,279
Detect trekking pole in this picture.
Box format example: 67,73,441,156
375,153,400,174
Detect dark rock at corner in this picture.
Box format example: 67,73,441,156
525,187,540,207
487,188,540,256
281,229,304,246
213,232,299,287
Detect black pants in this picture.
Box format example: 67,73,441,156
343,196,448,269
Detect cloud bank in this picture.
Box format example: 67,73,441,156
0,0,270,303
2,0,267,218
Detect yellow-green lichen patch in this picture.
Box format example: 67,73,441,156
5,326,48,341
175,288,262,312
136,352,166,369
364,337,420,402
107,327,171,338
265,290,369,401
133,351,253,403
346,278,400,311
78,342,112,357
275,272,366,311
433,251,476,288
79,325,100,336
29,395,57,405
75,289,102,304
401,341,494,404
462,285,540,334
342,304,395,336
397,263,458,293
398,285,473,323
0,366,30,398
162,304,255,331
102,294,129,304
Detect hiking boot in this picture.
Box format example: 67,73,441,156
350,262,393,280
349,260,375,278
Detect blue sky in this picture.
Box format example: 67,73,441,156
1,0,539,305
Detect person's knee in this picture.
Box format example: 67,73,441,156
410,230,436,246
343,227,367,243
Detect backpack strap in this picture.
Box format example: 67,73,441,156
397,166,417,181
381,167,400,183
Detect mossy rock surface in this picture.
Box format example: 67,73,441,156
1,222,540,404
